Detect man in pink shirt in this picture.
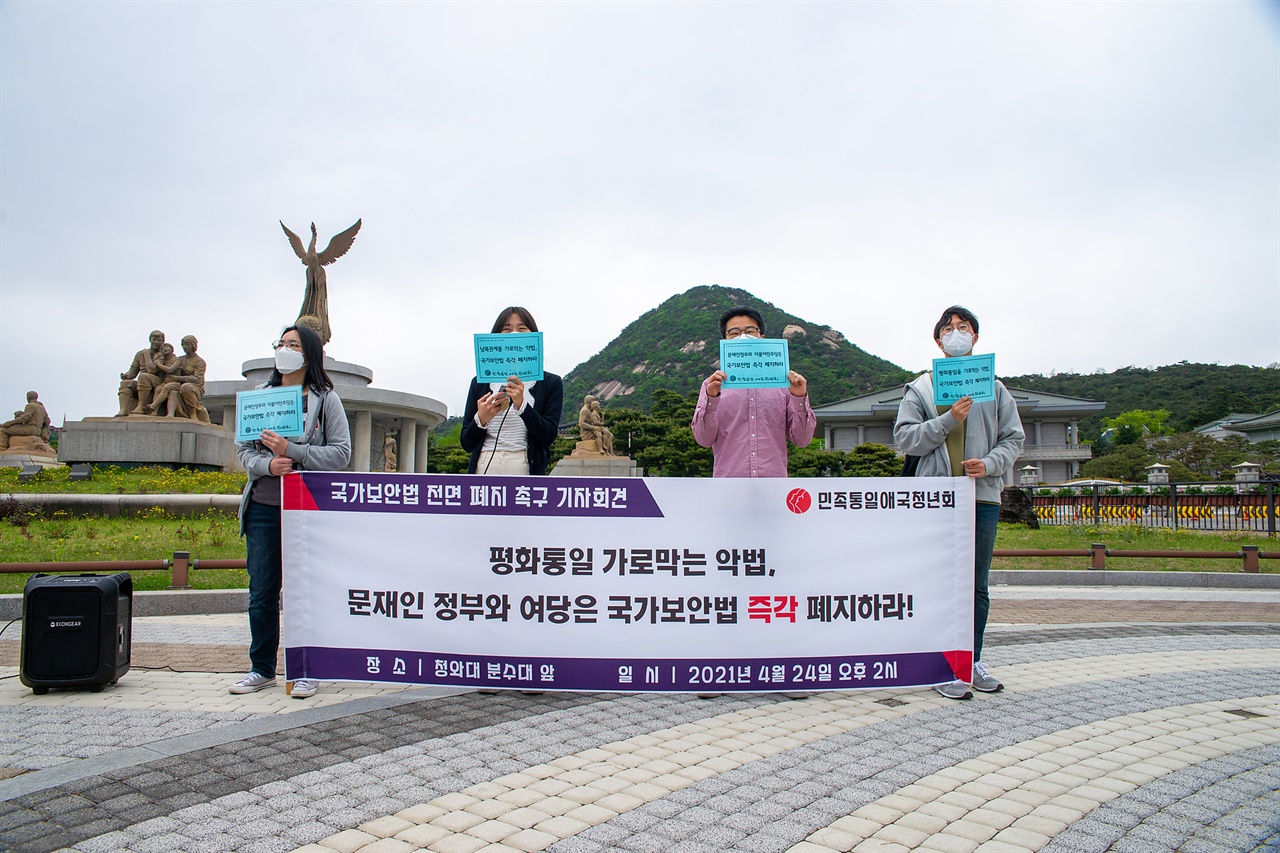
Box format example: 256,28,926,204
691,306,817,477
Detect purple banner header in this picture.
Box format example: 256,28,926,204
291,472,664,518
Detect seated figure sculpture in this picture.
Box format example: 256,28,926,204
118,330,167,416
131,342,177,415
589,400,615,455
149,335,209,422
0,391,51,451
576,395,616,456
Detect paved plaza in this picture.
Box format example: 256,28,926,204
1,585,1277,853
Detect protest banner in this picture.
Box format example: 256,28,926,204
281,473,976,693
932,353,996,406
235,386,304,442
473,332,544,383
718,338,790,389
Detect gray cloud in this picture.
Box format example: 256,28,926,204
1,0,1275,422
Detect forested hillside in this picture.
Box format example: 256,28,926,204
562,285,912,413
1003,363,1280,440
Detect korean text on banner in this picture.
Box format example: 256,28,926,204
719,338,790,389
281,474,976,693
932,353,996,405
473,332,544,383
236,386,304,442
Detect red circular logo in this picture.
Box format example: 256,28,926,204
785,488,812,514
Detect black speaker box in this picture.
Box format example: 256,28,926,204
20,573,132,694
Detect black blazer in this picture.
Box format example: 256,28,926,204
459,373,564,475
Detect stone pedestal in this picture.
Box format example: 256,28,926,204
0,436,61,470
551,455,643,477
57,417,235,471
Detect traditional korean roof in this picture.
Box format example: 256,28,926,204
813,383,1104,418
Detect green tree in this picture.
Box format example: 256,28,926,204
1184,387,1259,429
1102,409,1172,446
1078,444,1153,482
845,443,901,477
591,390,713,477
426,431,471,474
788,440,847,477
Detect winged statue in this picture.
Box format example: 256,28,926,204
280,218,362,344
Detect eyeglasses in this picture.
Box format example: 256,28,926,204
725,326,761,339
940,323,974,336
272,340,303,352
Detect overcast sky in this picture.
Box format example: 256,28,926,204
2,0,1276,423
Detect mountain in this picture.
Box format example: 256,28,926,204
562,285,913,414
1002,363,1280,440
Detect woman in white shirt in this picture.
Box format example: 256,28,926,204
459,307,564,475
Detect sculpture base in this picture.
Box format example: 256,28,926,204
551,456,643,477
57,418,234,472
0,436,61,470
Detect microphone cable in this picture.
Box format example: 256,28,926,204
481,396,513,475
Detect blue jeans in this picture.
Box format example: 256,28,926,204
974,502,1000,663
244,499,282,678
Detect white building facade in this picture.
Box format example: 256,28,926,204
813,385,1105,485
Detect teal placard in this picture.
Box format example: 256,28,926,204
719,338,790,389
932,353,996,406
236,386,305,442
473,332,544,383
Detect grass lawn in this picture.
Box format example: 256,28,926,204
0,465,245,495
993,523,1276,573
0,510,247,593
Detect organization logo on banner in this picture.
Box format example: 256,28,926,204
785,488,812,514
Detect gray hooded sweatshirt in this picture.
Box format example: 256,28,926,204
236,383,352,529
893,372,1025,504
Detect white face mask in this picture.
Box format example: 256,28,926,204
940,329,973,357
274,347,305,374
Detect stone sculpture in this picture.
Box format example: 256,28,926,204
575,395,616,457
383,434,398,472
116,332,210,421
130,342,177,415
0,391,52,452
150,335,209,422
118,330,167,416
280,219,362,344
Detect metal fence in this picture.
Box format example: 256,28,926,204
1030,482,1277,535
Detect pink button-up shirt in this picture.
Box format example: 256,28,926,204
691,381,817,478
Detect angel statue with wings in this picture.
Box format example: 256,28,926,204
279,219,362,344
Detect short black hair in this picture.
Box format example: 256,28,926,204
719,306,765,339
491,306,539,334
933,305,979,341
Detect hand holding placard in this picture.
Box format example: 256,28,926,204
474,332,544,384
236,387,305,442
718,338,791,389
932,353,996,406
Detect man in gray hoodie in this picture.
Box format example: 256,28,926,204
894,306,1024,700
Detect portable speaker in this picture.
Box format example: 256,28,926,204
20,573,132,694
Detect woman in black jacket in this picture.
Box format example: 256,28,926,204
460,306,564,475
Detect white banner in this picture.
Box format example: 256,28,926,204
281,473,975,692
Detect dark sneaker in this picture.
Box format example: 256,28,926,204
933,680,973,700
971,661,1003,693
229,672,276,694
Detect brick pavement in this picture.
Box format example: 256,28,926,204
0,588,1277,853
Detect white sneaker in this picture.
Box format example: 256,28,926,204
971,661,1003,693
291,679,318,698
933,680,973,700
229,672,276,694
